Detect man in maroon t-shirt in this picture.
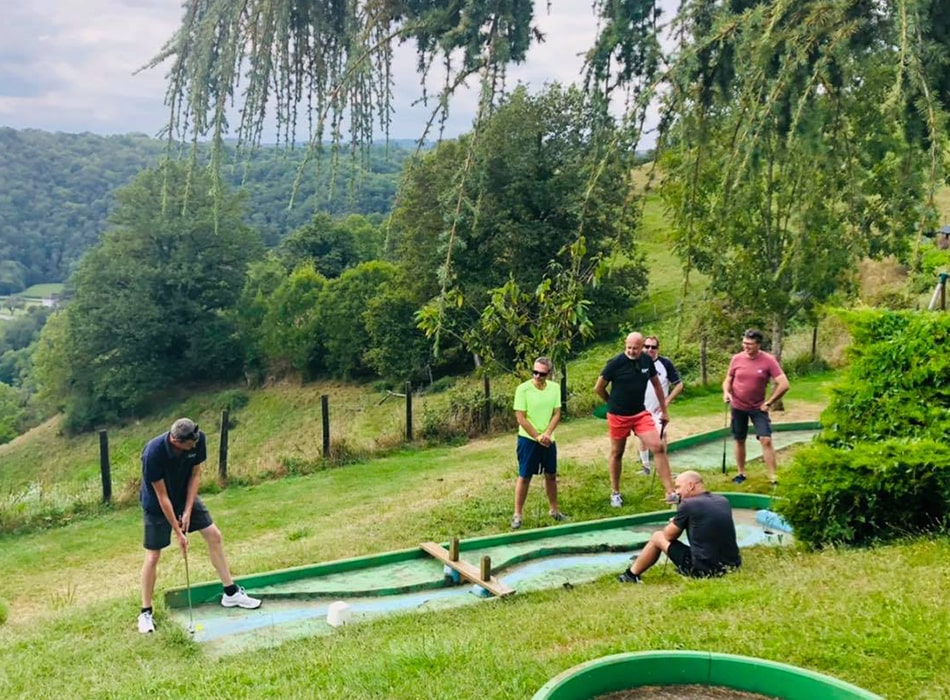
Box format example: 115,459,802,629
722,329,790,484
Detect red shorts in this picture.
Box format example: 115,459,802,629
607,411,658,440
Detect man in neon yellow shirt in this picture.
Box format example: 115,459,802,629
511,356,566,529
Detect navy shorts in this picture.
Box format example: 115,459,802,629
731,407,772,441
143,498,213,550
516,435,558,478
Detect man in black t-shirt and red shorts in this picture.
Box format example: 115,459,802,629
594,332,676,506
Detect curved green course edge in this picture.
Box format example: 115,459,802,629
667,420,820,454
530,650,882,700
165,492,780,609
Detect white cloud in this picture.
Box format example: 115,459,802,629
0,0,179,133
0,2,606,139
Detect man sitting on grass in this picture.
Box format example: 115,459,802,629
618,470,741,583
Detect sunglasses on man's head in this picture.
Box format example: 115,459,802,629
532,370,549,377
180,425,200,442
644,344,658,349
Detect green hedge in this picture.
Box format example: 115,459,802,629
779,310,950,547
819,310,950,446
778,440,950,547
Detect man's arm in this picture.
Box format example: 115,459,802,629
764,373,790,410
650,375,669,422
594,376,610,403
152,479,188,551
667,381,684,403
514,410,541,441
664,359,684,404
661,518,683,541
179,462,203,532
540,408,561,446
722,373,733,403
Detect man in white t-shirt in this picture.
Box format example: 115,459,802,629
638,336,684,475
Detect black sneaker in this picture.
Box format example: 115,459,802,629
617,570,643,584
732,473,747,484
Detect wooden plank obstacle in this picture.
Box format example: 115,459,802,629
419,541,515,598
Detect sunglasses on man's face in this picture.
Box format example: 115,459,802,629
644,344,658,349
532,370,549,378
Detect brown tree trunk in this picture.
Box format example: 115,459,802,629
771,317,786,412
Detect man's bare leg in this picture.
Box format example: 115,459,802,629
608,437,627,493
760,436,777,481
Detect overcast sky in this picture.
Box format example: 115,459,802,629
0,1,608,141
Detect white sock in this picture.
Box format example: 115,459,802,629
639,450,650,467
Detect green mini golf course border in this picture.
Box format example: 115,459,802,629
666,420,820,454
165,492,778,609
530,650,882,700
165,423,816,608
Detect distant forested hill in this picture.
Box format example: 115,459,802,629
0,127,416,292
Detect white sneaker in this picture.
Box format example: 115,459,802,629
610,492,623,508
137,610,155,634
221,586,262,609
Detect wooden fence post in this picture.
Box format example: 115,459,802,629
218,409,229,485
321,394,330,459
99,430,112,503
482,374,491,433
560,363,568,415
405,381,413,441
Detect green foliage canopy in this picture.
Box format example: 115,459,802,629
658,0,949,357
33,162,264,430
395,85,646,370
0,127,412,287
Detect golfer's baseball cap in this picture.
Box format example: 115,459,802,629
170,418,200,442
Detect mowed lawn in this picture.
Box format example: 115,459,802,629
0,386,947,699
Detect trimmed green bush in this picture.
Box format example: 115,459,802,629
819,310,950,447
778,440,950,547
779,310,950,548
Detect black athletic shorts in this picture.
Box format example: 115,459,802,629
666,541,727,579
730,407,772,442
142,498,213,550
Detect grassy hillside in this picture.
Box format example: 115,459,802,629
0,390,946,699
1,178,946,698
0,184,842,532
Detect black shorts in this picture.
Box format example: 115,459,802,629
666,541,727,579
730,407,772,441
143,498,213,550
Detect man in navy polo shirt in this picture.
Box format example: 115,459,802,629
137,418,261,634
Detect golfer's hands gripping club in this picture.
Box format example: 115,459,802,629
176,516,189,553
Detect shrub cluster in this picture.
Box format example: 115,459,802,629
777,439,950,546
819,310,950,447
780,310,950,547
419,385,516,441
